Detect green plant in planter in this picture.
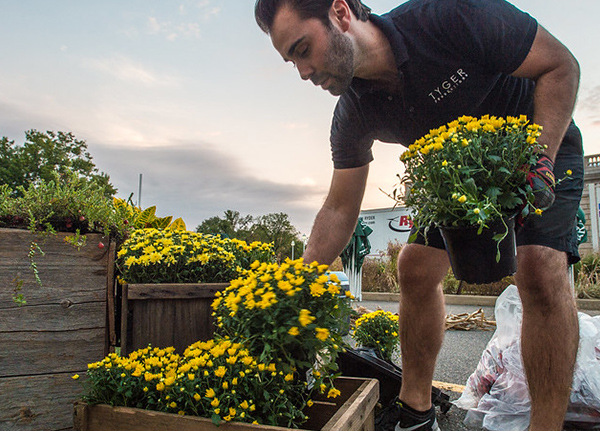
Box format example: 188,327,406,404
0,170,131,304
116,228,275,284
212,259,353,387
113,196,186,230
0,171,129,239
79,339,311,427
352,310,400,362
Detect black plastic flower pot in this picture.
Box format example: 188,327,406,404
439,216,517,284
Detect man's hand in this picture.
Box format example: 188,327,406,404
527,154,556,210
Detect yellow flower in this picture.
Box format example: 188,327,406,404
194,393,201,401
535,208,543,215
315,327,330,341
566,169,572,175
288,326,300,336
442,160,448,167
299,309,316,327
211,398,220,407
458,195,467,203
327,388,341,398
473,208,480,215
72,374,80,380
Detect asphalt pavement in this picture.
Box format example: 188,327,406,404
353,296,600,431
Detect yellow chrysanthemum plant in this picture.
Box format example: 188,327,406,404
80,339,311,427
400,115,545,234
116,228,275,284
212,259,353,404
352,310,400,362
399,115,573,260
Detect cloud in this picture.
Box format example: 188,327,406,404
147,16,201,41
89,140,324,233
84,55,177,86
577,85,600,116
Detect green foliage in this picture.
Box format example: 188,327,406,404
0,130,116,197
113,196,185,230
352,310,400,362
196,210,304,261
573,253,600,299
0,170,129,239
360,241,402,293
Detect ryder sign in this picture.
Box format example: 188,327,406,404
359,207,414,256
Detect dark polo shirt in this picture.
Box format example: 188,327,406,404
330,0,582,169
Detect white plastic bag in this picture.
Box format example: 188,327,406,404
454,284,600,430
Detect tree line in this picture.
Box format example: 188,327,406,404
195,210,305,262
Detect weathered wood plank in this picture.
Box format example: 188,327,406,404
0,328,105,377
74,402,298,431
127,283,227,300
0,229,111,307
122,284,227,355
0,228,113,431
129,297,216,353
321,378,379,431
0,281,106,308
0,372,84,431
106,241,117,349
0,301,105,332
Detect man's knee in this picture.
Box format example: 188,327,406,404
515,245,574,308
397,244,449,293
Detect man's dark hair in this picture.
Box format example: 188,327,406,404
254,0,371,34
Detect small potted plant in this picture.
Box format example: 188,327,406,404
399,115,570,283
352,310,400,363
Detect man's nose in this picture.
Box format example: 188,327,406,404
296,61,313,81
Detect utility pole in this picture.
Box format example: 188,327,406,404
138,173,143,209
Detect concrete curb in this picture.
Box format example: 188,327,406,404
361,291,600,311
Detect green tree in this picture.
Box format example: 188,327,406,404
253,212,302,261
196,210,304,261
196,210,254,240
0,130,116,197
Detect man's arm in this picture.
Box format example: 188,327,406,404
303,164,369,265
511,25,580,161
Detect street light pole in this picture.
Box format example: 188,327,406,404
291,241,295,260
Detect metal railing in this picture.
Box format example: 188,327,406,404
586,154,600,168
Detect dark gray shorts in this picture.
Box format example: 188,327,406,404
410,150,585,265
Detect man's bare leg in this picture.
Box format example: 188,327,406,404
397,244,450,410
515,245,579,431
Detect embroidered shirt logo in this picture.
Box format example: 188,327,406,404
428,69,469,103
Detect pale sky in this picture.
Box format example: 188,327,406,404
0,1,598,234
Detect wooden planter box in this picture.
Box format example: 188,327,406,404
121,283,228,355
74,376,379,431
0,228,115,431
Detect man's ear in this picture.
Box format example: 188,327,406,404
330,0,351,32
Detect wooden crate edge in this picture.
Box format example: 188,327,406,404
73,377,377,431
321,377,379,431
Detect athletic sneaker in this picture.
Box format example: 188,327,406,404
374,397,440,431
